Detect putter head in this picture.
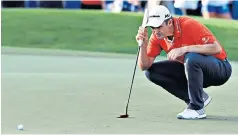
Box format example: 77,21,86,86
117,114,129,118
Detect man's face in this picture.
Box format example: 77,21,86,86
151,19,172,39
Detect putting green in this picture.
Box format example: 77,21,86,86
1,47,238,134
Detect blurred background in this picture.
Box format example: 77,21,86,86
2,0,238,20
2,0,238,60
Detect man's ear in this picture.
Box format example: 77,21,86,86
168,19,173,26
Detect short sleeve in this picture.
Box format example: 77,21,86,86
184,19,217,45
147,33,162,58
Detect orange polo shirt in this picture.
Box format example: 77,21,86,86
81,0,102,5
147,16,227,63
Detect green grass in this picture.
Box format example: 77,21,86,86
2,9,238,60
2,49,238,133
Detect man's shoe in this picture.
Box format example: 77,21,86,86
203,95,212,107
177,108,206,119
186,95,212,107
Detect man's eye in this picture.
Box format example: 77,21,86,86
151,26,162,30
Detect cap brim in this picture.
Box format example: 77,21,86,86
146,18,164,28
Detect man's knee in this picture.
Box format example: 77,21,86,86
144,65,159,82
184,53,203,68
145,69,152,81
145,68,166,87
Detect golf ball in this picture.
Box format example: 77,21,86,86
17,125,24,130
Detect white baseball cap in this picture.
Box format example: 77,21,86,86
146,5,172,28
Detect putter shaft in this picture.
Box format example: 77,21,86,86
125,47,141,114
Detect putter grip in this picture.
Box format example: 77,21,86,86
138,40,143,47
142,9,149,27
137,9,148,47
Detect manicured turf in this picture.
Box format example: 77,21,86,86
2,9,238,60
1,47,238,134
2,8,238,133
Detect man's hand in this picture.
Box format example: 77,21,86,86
135,26,148,47
168,47,188,60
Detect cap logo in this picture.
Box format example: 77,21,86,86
165,14,170,18
149,15,160,18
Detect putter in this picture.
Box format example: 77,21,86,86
118,9,149,119
117,47,140,118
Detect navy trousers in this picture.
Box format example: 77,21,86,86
145,53,232,110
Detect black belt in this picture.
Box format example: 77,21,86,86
223,58,228,62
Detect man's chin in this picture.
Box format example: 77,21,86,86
157,36,164,40
155,34,164,39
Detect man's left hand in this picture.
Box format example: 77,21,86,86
168,47,188,60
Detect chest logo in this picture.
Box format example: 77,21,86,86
202,37,209,43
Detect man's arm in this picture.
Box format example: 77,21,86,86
136,27,158,71
168,41,222,60
184,41,222,55
138,44,155,71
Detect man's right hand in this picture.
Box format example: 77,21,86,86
135,26,148,47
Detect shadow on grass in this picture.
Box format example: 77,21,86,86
207,115,238,123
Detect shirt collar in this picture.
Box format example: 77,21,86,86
173,17,181,39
